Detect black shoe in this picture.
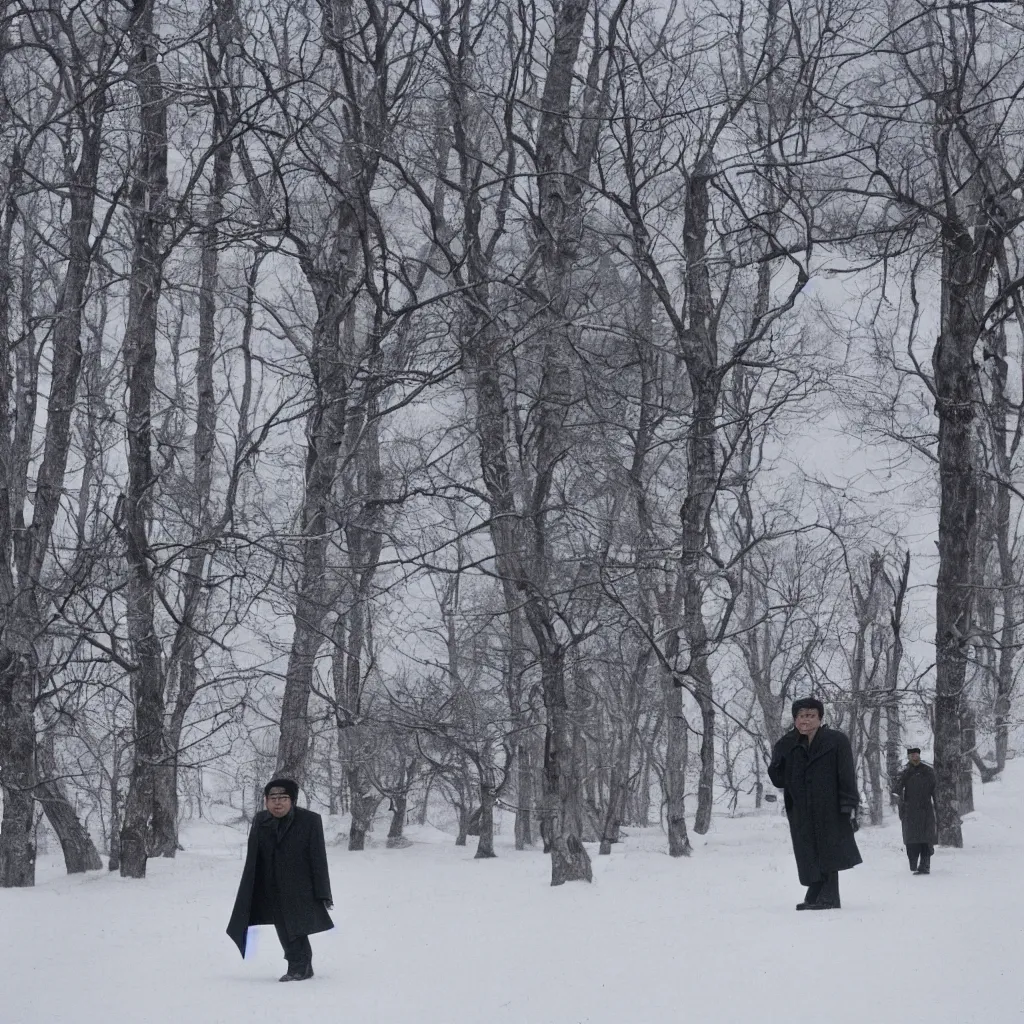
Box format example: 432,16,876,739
279,963,314,982
804,901,840,910
913,868,930,875
796,902,813,910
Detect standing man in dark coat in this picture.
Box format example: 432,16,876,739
768,698,862,911
897,747,937,875
227,778,334,981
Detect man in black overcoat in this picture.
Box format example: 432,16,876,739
227,778,334,981
897,747,937,875
768,698,862,911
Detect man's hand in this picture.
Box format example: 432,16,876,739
323,899,334,911
842,807,859,833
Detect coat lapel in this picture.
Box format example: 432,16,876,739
806,726,835,765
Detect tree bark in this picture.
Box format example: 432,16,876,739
154,0,237,857
0,653,35,885
276,262,352,783
345,755,381,853
514,742,533,849
664,675,693,857
108,755,122,873
932,218,995,848
985,300,1016,775
885,553,910,807
36,730,102,872
600,651,647,854
957,708,976,814
119,0,171,879
0,36,107,888
678,164,718,836
386,793,408,847
474,784,496,859
864,707,883,825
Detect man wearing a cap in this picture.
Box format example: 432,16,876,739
768,697,862,910
227,778,334,980
897,747,937,874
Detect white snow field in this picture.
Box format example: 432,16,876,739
5,765,1022,1024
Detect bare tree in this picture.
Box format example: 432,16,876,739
117,0,174,879
0,0,113,885
840,1,1024,845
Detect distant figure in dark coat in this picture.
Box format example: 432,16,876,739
897,747,937,875
227,778,334,981
768,698,862,911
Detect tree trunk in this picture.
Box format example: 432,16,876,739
865,707,883,826
599,755,626,855
417,774,433,826
386,793,409,848
108,760,122,873
885,552,911,806
0,653,35,885
346,765,380,852
932,224,992,848
149,765,178,858
958,708,976,814
474,785,496,859
632,717,657,827
455,800,470,847
536,648,592,884
119,0,170,879
326,736,339,817
678,164,718,838
36,730,102,872
153,10,236,857
0,176,35,889
277,611,328,784
987,309,1015,775
277,255,357,785
514,742,533,849
994,642,1013,772
665,677,692,857
0,35,107,890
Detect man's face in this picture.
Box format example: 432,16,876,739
794,708,822,735
909,751,921,765
265,788,293,818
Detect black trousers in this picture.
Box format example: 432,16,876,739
804,871,840,907
906,843,933,871
269,889,312,968
273,920,312,969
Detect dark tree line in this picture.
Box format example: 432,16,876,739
0,0,1022,887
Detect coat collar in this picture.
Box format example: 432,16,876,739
791,724,837,761
260,807,296,843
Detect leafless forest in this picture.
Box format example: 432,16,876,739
1,0,1022,888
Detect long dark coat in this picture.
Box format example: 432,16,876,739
897,762,937,847
768,725,863,885
227,806,334,958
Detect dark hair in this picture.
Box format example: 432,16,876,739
906,747,921,755
263,777,299,801
791,697,824,720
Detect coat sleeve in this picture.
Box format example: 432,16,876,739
310,813,333,903
896,767,908,817
767,736,789,788
835,731,860,812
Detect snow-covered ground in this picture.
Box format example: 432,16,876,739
6,765,1022,1024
